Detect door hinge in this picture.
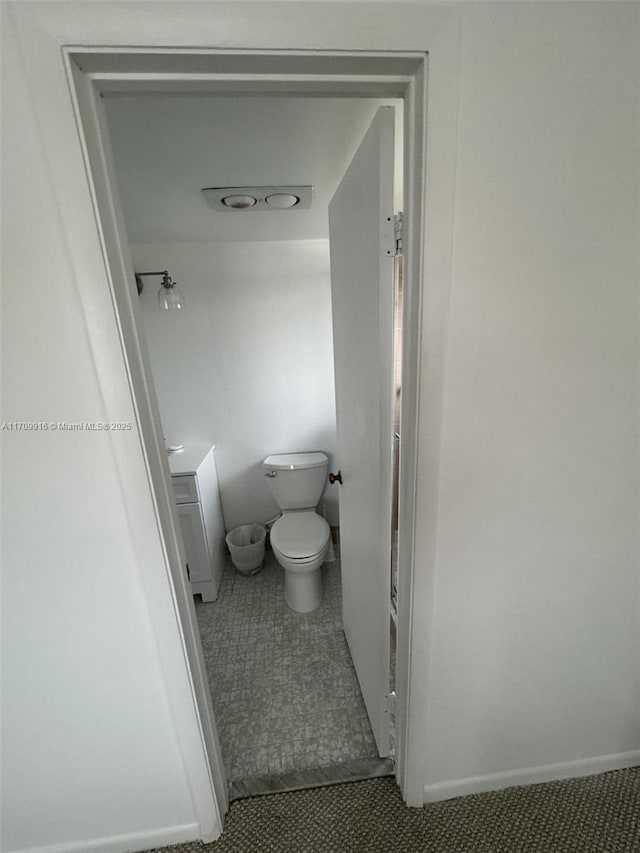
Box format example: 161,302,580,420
383,211,403,258
394,212,403,256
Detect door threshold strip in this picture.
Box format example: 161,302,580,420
229,757,394,800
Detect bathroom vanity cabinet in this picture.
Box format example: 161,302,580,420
169,443,226,602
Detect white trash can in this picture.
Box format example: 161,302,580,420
225,524,266,575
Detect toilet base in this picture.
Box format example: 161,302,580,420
284,566,323,613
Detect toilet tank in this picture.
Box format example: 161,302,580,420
263,452,329,510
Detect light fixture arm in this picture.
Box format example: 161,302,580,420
135,269,174,295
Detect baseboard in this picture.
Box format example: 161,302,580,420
7,822,204,853
423,749,640,803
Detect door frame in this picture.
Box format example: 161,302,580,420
3,0,461,829
9,0,463,831
66,48,426,814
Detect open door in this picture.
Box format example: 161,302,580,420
329,107,396,756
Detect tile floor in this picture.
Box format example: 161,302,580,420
195,550,379,783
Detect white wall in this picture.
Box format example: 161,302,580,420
132,240,338,529
2,3,639,852
423,2,640,795
0,12,213,853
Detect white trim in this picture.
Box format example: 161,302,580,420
8,823,200,853
63,54,228,839
394,12,462,807
423,750,640,803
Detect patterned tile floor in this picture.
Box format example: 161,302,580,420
195,551,378,782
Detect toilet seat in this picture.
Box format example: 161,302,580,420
270,511,329,560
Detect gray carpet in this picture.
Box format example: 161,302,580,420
151,767,640,852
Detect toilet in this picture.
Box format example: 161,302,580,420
263,451,331,613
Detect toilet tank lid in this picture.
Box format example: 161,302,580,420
263,452,328,471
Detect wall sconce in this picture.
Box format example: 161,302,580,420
135,270,186,310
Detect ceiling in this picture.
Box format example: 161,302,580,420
103,94,402,245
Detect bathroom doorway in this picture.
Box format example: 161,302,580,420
67,46,432,820
100,91,402,794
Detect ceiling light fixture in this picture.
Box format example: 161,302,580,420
202,185,313,211
135,270,186,310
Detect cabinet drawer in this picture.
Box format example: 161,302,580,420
171,474,199,504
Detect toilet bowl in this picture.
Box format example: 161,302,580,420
263,451,331,613
270,509,330,612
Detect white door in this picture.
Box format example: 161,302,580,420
328,107,396,757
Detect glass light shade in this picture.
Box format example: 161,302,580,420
158,283,186,310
